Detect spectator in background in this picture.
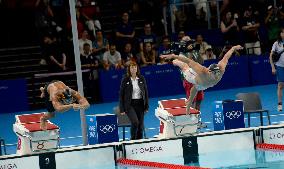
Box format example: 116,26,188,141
139,23,157,53
279,1,284,24
121,42,137,67
81,43,100,103
203,45,216,60
78,0,101,38
177,30,186,41
220,10,240,45
42,35,67,72
158,36,171,55
241,5,261,55
265,5,281,49
115,12,135,52
140,42,156,66
79,30,92,55
119,61,149,140
49,0,67,28
193,0,207,21
194,34,210,59
158,30,186,65
157,36,171,64
66,9,84,37
161,0,169,36
103,44,124,70
269,28,284,112
35,0,63,39
92,30,109,65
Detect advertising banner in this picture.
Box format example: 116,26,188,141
0,156,39,169
262,126,284,145
124,139,184,164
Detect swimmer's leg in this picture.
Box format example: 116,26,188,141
173,59,189,72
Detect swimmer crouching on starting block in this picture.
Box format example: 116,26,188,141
40,81,90,130
160,43,243,114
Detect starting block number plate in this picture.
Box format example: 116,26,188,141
31,140,58,151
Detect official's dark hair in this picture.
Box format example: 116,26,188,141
126,61,140,77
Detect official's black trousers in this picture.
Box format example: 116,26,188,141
126,99,144,140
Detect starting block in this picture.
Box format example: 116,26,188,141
155,98,200,138
13,113,59,155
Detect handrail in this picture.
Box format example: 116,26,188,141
34,69,90,78
0,46,40,52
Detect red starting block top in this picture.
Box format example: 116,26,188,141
23,123,59,132
166,108,200,116
18,113,43,124
160,99,186,109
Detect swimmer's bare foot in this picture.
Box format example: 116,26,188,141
185,99,192,115
186,107,191,115
40,117,47,130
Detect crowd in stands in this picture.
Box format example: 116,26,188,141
31,0,284,102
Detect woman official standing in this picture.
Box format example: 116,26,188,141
270,28,284,112
119,62,149,140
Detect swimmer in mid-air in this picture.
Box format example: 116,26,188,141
160,44,243,114
40,81,90,130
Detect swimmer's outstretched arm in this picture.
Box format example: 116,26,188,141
218,45,243,70
160,53,207,74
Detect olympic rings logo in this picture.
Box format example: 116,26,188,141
99,124,116,133
225,110,242,119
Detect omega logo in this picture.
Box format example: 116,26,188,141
131,146,163,154
0,164,17,169
269,132,284,140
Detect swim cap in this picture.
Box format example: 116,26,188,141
208,64,221,74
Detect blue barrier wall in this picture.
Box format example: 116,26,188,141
99,69,125,102
140,64,184,98
99,64,184,102
99,55,276,103
248,55,277,85
0,79,29,113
